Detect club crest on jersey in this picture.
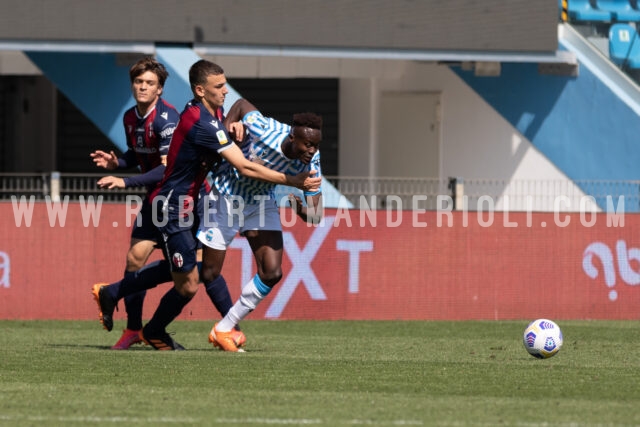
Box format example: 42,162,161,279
216,130,228,145
172,252,184,268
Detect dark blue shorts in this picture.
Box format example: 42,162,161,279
154,187,208,271
130,198,161,242
161,227,198,273
158,211,201,273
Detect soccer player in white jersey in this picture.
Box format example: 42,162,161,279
197,98,323,352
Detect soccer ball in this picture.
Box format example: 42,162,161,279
522,319,563,359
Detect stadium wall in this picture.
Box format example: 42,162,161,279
338,61,576,190
0,0,557,53
1,203,639,322
452,61,640,182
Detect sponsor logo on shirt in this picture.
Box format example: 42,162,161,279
133,147,158,154
161,112,168,120
159,126,175,139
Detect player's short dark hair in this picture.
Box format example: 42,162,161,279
292,112,323,131
189,59,225,95
129,57,169,87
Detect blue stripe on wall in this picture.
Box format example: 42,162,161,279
26,49,245,153
451,62,640,182
26,51,133,152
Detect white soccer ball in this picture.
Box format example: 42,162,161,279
522,319,563,359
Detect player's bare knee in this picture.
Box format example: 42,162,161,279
259,269,282,287
184,286,198,299
177,279,199,299
199,263,222,283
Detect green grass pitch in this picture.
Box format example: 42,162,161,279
0,319,639,426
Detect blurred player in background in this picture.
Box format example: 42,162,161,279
89,57,178,349
137,60,320,350
203,98,324,352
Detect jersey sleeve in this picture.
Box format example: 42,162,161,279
211,124,234,154
242,110,269,140
123,164,165,188
117,149,138,170
193,115,234,154
155,107,179,157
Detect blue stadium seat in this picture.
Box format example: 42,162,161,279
596,0,640,21
609,23,640,67
568,0,612,21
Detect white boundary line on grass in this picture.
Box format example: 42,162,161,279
0,415,199,423
217,419,423,425
0,415,426,425
0,415,629,426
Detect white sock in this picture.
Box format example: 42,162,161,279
216,275,269,332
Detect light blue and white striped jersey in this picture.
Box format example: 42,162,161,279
213,110,322,203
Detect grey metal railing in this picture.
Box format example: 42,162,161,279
324,176,450,210
1,173,638,212
0,173,50,199
325,177,639,212
0,173,146,203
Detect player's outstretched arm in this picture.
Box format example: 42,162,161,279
97,176,126,189
90,150,119,170
221,144,321,191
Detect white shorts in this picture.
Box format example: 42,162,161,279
196,190,282,250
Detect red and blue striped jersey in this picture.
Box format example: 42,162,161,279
121,98,178,192
151,100,232,219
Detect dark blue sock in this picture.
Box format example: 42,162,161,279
145,287,192,334
112,260,172,300
124,289,145,331
204,275,241,331
204,275,233,317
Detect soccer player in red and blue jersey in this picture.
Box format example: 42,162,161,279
137,60,320,350
90,57,178,349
